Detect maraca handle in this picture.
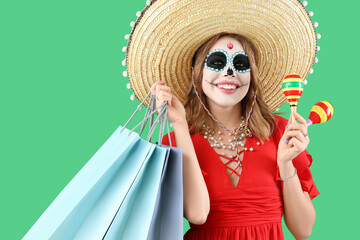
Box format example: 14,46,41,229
290,106,297,123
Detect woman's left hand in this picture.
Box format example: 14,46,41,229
277,112,310,164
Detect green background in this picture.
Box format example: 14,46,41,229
0,0,358,239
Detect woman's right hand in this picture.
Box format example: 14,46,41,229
150,80,187,126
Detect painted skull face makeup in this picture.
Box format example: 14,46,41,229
205,49,251,73
201,36,251,109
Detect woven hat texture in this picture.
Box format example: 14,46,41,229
126,0,317,111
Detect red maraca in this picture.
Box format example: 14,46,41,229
282,73,304,123
284,101,334,143
307,101,334,126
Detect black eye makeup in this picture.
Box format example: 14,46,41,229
232,52,250,72
205,50,229,71
205,49,251,73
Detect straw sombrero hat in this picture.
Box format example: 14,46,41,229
123,0,320,112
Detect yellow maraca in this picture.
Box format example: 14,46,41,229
307,101,334,126
284,101,334,143
282,73,304,123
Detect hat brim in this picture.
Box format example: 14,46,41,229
127,0,317,111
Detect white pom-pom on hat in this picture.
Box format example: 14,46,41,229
123,70,128,77
302,1,308,7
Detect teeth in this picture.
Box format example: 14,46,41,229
217,84,237,90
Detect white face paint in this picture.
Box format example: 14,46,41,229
202,36,251,109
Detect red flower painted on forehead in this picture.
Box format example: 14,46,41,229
227,42,233,50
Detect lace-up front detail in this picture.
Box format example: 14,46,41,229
218,152,244,188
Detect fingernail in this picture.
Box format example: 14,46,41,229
284,138,290,143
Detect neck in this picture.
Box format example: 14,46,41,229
207,100,243,130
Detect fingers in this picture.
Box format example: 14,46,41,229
150,80,166,95
150,81,159,95
293,112,308,128
150,82,173,109
286,112,308,137
283,129,307,144
286,122,307,137
283,112,310,145
150,81,173,105
288,136,304,151
155,84,171,97
156,91,173,107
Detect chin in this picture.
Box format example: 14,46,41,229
215,100,242,108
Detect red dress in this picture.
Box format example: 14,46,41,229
162,115,319,240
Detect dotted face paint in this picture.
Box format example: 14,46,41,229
205,49,229,72
205,49,251,73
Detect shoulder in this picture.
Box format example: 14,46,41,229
270,114,289,141
161,126,204,147
274,114,288,128
273,114,289,133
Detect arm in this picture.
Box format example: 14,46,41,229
277,112,316,239
151,81,210,224
278,162,315,240
172,121,210,225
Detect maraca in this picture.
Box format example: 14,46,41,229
282,73,304,123
307,101,334,126
284,101,334,143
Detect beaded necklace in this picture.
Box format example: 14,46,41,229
202,123,261,167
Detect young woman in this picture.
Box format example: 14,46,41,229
150,33,319,239
125,1,321,239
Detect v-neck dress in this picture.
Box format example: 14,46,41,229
162,115,319,240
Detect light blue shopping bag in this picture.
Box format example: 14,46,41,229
23,126,153,240
146,146,183,240
102,144,170,239
23,92,183,240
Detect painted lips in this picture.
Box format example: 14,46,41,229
215,82,240,94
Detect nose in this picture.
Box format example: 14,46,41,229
226,67,234,76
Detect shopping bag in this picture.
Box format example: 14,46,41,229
101,144,170,239
146,145,183,240
52,129,157,240
23,92,183,240
92,97,183,240
23,126,153,240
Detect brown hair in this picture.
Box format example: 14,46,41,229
184,32,276,141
